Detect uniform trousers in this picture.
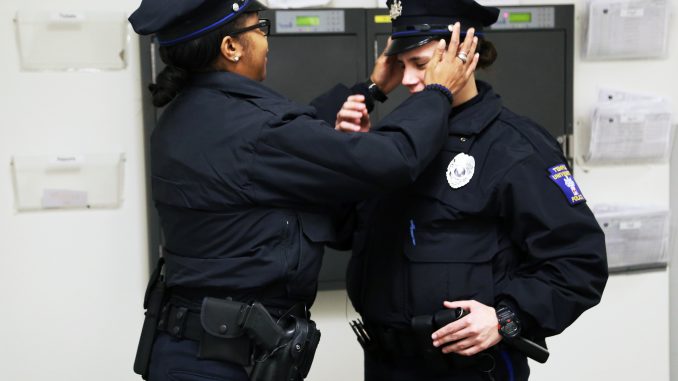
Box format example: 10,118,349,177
364,349,529,381
148,333,249,381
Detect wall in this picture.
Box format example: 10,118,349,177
671,108,678,381
0,1,147,380
0,1,675,381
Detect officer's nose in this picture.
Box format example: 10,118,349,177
402,67,424,93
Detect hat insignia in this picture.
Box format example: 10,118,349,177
389,0,403,20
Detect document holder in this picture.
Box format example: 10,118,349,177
10,153,126,211
593,205,670,272
15,10,128,71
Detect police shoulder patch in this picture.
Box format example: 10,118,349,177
547,164,586,206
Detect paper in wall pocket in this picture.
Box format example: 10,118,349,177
11,153,125,211
15,10,128,71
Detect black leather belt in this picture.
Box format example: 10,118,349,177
158,303,202,341
362,321,496,372
363,322,420,357
158,301,308,342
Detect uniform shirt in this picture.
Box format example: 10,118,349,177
347,81,608,339
151,71,452,308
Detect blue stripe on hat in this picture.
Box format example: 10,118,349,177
157,0,253,46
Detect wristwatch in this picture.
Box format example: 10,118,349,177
496,305,521,339
366,80,388,103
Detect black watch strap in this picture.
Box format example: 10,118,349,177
366,80,388,103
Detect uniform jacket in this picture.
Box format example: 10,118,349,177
347,81,608,340
151,71,452,308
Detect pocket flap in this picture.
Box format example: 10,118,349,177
200,297,247,339
298,212,336,243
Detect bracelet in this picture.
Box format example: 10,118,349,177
424,84,453,104
366,80,388,103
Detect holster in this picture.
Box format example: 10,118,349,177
249,314,321,381
197,297,259,365
198,297,321,381
133,258,166,379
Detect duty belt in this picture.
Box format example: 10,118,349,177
354,320,496,372
157,303,202,341
134,256,320,381
158,300,308,343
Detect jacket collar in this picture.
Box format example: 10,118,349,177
448,80,502,136
189,71,284,99
187,71,318,118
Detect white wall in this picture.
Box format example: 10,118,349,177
1,1,147,380
1,1,675,381
671,107,678,381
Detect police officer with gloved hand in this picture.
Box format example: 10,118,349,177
127,0,479,380
336,0,609,380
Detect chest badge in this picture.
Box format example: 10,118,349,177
446,153,475,189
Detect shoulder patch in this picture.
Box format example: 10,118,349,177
547,164,586,206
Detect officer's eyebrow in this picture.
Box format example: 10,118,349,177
397,56,431,65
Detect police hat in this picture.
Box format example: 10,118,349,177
129,0,267,46
385,0,499,56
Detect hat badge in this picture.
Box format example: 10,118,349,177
389,0,403,20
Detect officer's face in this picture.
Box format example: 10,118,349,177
239,13,269,81
397,41,439,94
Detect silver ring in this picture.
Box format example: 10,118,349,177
456,52,468,64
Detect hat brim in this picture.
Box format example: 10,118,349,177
385,36,436,56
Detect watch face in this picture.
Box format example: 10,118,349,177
501,320,520,337
497,307,521,338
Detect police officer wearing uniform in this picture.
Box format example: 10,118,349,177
337,1,609,380
127,0,481,380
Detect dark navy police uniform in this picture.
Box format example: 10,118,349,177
347,81,608,381
128,0,458,379
149,73,453,379
153,71,450,306
345,1,608,380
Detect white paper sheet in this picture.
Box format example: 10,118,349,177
585,89,673,164
592,204,669,270
584,0,670,59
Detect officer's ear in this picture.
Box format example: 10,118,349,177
220,35,243,63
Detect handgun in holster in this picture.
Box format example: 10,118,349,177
133,257,166,379
199,297,321,381
249,311,321,381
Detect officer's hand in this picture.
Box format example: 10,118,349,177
370,37,404,95
424,22,479,100
335,95,371,133
431,300,501,357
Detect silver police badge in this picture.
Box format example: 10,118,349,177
390,0,403,20
446,153,475,189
